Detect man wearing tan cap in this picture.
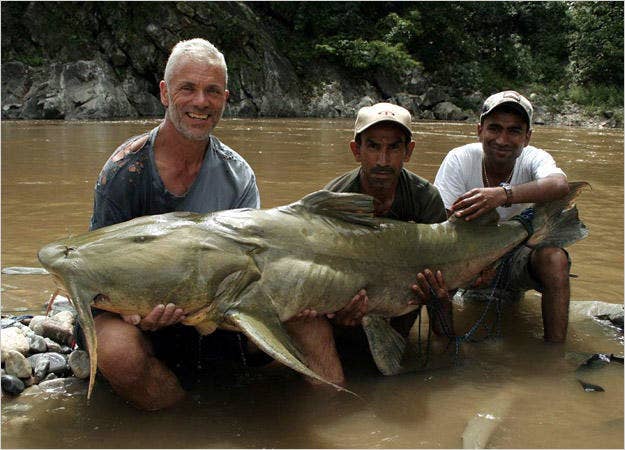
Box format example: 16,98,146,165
434,90,572,342
286,103,452,385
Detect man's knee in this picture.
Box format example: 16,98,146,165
531,247,569,283
95,313,152,382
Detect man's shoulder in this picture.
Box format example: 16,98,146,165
447,142,482,159
96,132,153,190
400,169,441,195
324,168,360,192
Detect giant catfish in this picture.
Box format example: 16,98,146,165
38,182,589,399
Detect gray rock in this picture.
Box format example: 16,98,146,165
4,350,32,378
420,87,448,108
27,352,68,375
29,317,74,345
356,96,375,110
405,67,429,95
121,73,164,116
42,373,58,382
420,110,436,120
23,375,37,387
33,357,50,380
1,62,30,119
45,294,74,315
1,317,18,328
433,101,469,121
43,337,62,353
393,92,422,116
1,374,25,395
28,315,47,332
28,334,47,353
60,345,73,354
1,327,30,362
38,377,86,396
50,310,75,328
68,350,90,379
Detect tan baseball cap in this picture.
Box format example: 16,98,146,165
480,90,533,127
354,103,412,139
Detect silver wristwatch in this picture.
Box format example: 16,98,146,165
499,182,513,207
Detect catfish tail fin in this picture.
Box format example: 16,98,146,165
524,181,590,248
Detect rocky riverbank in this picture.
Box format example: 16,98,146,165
2,59,621,129
1,2,621,129
1,297,90,398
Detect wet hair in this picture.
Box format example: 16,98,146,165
354,123,412,146
164,38,228,86
481,103,530,130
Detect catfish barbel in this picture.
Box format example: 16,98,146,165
38,183,588,399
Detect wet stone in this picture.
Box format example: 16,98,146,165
23,375,37,387
34,358,50,380
42,373,58,382
28,316,48,336
59,345,73,354
43,337,62,353
1,327,30,360
68,350,90,379
27,352,68,375
31,318,74,345
1,374,25,395
51,310,76,328
28,334,47,353
1,317,17,328
4,350,32,378
45,295,74,315
38,376,86,396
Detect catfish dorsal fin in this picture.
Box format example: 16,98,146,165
448,208,501,226
286,190,377,227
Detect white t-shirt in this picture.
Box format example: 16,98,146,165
434,143,566,221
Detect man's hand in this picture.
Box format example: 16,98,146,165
410,269,449,304
472,265,497,288
122,303,186,331
327,289,368,326
450,187,507,221
289,289,369,327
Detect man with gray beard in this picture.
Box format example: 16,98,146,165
87,38,260,410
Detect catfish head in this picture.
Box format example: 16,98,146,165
37,211,261,398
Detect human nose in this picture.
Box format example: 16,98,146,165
190,91,212,108
376,148,390,165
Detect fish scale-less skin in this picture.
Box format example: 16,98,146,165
37,185,587,398
228,209,525,320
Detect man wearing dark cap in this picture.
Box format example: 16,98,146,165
288,103,452,385
434,90,571,342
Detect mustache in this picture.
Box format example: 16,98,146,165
370,167,396,175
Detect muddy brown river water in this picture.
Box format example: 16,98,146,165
1,118,623,448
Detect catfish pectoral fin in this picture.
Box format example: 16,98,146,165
362,315,408,376
226,306,357,396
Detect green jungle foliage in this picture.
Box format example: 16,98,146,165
253,1,623,105
2,1,623,110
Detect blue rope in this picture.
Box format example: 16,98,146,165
414,250,518,364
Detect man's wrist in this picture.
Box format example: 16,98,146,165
499,182,513,207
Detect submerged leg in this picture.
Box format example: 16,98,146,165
94,312,185,411
531,247,570,343
285,316,345,385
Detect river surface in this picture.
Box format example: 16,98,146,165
1,119,623,448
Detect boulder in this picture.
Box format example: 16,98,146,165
1,327,30,361
4,350,32,378
1,374,25,395
433,102,469,121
